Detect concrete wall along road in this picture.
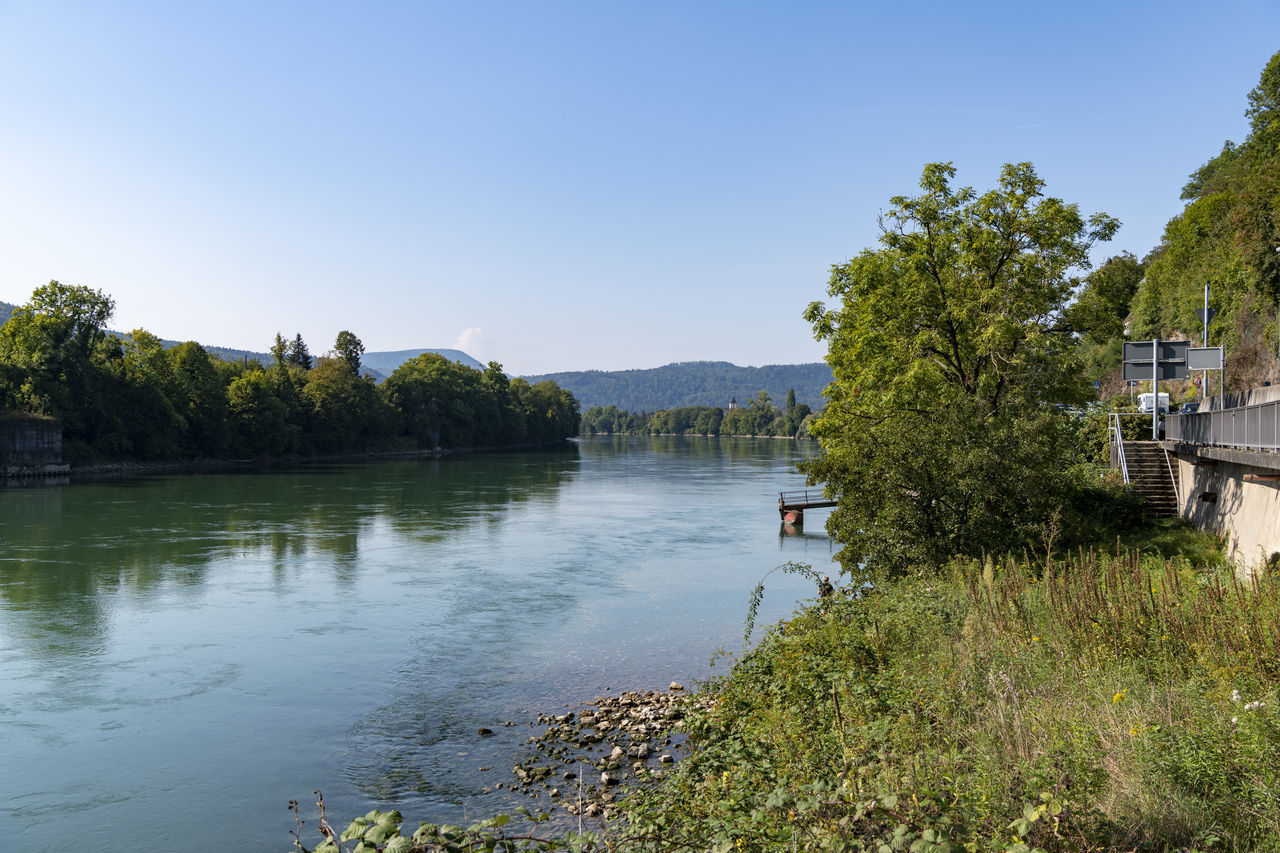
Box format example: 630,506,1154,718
1174,448,1280,569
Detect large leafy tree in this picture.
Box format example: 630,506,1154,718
333,330,365,376
166,341,229,456
0,281,114,414
802,162,1118,575
302,332,382,451
227,369,290,456
383,353,477,447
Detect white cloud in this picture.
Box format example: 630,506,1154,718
454,327,490,360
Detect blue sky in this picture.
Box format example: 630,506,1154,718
0,1,1277,374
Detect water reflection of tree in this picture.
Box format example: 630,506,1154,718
582,434,818,467
0,451,580,656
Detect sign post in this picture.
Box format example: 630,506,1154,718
1153,339,1159,440
1122,340,1190,440
1195,283,1218,401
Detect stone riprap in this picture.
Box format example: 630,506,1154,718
491,686,709,822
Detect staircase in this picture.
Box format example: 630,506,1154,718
1121,441,1180,517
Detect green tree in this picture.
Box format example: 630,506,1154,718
481,361,524,444
285,333,313,370
1065,252,1145,344
802,162,1118,575
166,341,229,456
227,368,289,455
116,328,185,457
383,353,471,447
270,333,289,370
333,330,365,376
0,281,115,417
302,356,380,451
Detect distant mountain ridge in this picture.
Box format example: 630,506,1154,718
359,348,484,374
0,300,483,379
522,361,832,412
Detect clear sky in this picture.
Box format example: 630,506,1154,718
0,1,1276,375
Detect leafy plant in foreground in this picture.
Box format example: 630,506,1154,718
743,561,822,643
289,792,600,853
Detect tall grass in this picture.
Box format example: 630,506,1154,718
620,542,1280,851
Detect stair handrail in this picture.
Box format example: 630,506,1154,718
1109,413,1130,484
1162,447,1181,509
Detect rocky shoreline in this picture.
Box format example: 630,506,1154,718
491,683,708,823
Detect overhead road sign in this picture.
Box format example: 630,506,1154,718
1123,362,1188,381
1122,340,1190,382
1188,346,1224,371
1123,340,1190,363
1123,339,1191,440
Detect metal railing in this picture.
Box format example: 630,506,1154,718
1167,400,1280,452
778,489,833,506
1109,412,1156,481
1164,447,1181,507
1109,413,1129,483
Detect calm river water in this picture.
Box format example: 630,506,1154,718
0,436,836,851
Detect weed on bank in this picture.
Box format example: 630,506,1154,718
618,545,1280,852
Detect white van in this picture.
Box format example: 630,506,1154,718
1137,392,1170,413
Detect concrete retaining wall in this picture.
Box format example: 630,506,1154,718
1174,451,1280,568
0,419,63,465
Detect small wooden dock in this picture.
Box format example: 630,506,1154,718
778,489,836,524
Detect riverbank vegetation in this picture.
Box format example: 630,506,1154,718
615,531,1280,852
580,389,812,438
0,282,579,461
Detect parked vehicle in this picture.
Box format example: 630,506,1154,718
1179,401,1200,414
1137,392,1170,413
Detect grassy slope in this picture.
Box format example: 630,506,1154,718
618,525,1280,852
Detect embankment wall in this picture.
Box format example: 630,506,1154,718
0,419,62,465
1173,449,1280,568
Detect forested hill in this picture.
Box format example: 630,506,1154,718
521,361,832,411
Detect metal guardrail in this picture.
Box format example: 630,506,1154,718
779,489,830,506
1167,401,1280,452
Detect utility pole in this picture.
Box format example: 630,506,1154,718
1203,283,1209,401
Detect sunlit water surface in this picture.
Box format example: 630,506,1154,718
0,436,836,851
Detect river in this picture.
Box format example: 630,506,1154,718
0,436,836,851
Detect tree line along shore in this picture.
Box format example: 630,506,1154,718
0,282,580,463
579,390,813,439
